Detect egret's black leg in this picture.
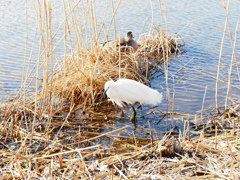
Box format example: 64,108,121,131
136,105,142,111
136,105,143,117
130,106,137,124
130,104,142,121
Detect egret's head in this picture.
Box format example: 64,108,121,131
104,80,115,92
101,80,114,101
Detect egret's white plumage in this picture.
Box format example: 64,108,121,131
104,79,162,107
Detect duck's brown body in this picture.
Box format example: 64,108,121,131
103,32,138,51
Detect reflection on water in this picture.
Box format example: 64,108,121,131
0,0,240,126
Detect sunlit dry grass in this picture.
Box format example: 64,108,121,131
0,0,239,179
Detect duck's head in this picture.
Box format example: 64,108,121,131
126,31,134,41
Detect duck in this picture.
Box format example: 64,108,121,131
102,31,138,51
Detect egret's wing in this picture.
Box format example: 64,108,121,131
115,79,162,105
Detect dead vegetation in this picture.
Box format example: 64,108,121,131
0,0,239,179
1,108,240,179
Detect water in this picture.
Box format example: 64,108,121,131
163,0,240,116
0,0,240,130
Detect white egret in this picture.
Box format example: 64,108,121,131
102,32,138,51
103,78,162,121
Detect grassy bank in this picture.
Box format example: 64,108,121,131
0,0,239,179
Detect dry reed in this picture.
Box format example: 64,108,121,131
0,0,239,179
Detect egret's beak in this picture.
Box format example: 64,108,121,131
101,91,106,101
100,88,108,101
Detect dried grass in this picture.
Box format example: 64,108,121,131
0,0,239,179
1,113,239,179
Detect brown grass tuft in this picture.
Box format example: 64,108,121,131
43,30,181,114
